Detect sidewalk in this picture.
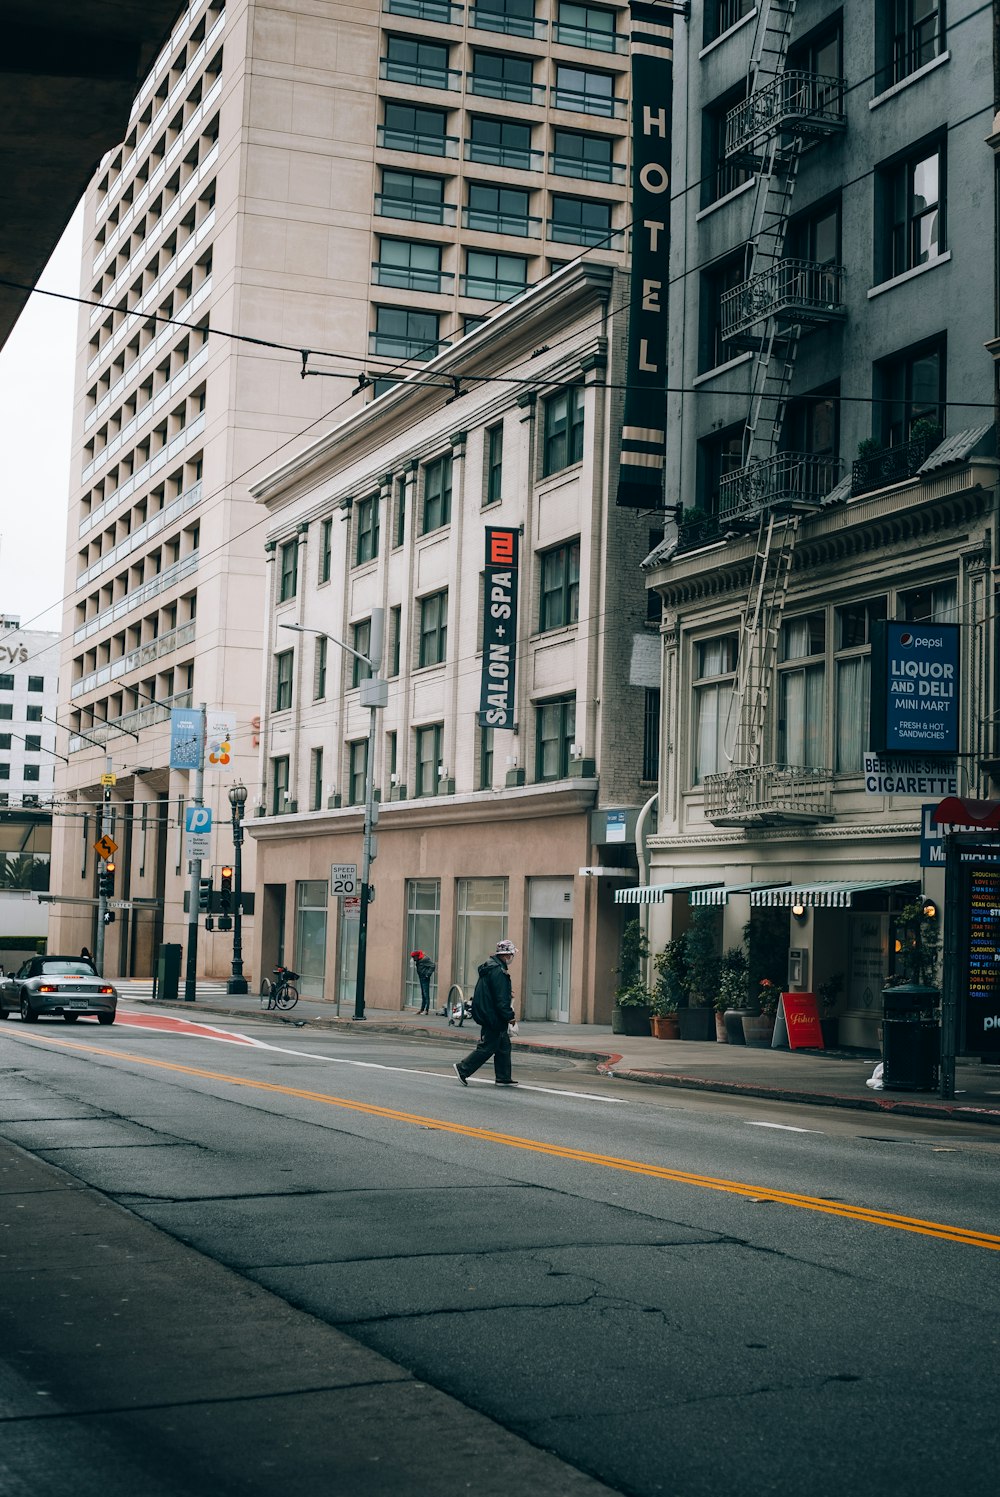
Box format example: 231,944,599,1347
129,986,1000,1128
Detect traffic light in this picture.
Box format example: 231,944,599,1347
106,860,116,899
103,910,115,925
98,861,115,898
220,866,233,914
198,876,213,913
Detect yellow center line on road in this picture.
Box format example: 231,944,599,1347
13,1030,1000,1254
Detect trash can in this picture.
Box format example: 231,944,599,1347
154,943,182,1005
881,985,939,1091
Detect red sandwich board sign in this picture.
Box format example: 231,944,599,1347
781,992,823,1049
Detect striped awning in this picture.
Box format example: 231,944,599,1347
614,881,714,905
689,881,790,908
750,879,918,909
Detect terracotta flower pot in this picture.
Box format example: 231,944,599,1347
651,1014,680,1039
715,1012,728,1043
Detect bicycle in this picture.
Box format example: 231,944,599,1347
261,966,300,1011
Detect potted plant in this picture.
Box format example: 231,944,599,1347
648,987,680,1039
678,908,718,1041
612,919,653,1036
717,946,750,1044
817,972,844,1049
742,978,780,1047
650,938,686,1039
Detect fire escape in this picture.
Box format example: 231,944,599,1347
704,0,847,828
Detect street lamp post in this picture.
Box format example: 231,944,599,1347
227,781,249,994
279,611,385,1020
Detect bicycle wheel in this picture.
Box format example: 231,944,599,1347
275,983,299,1010
260,976,272,998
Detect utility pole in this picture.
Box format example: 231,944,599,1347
183,703,207,1002
94,753,113,974
356,608,386,1021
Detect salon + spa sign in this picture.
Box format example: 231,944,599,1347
479,528,519,730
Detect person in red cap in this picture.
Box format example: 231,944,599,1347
410,949,436,1014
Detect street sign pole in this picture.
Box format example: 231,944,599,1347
183,704,207,1002
94,754,112,974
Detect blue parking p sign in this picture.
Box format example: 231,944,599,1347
185,806,213,836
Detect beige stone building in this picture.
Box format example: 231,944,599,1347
248,261,657,1018
49,0,632,974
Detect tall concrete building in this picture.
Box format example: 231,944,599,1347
50,0,632,974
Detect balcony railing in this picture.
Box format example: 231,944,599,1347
68,689,193,753
375,193,456,225
461,274,527,300
676,510,724,553
379,58,461,90
466,140,541,170
369,331,451,360
553,21,625,51
725,70,846,158
721,258,846,344
719,452,840,522
470,7,546,36
551,85,624,117
548,219,621,248
372,262,454,293
704,765,834,826
462,206,540,236
383,0,463,20
468,74,544,104
850,432,940,497
549,152,623,183
377,125,459,157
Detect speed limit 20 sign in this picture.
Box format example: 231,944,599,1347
330,863,358,897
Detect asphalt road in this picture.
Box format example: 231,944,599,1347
2,1008,999,1496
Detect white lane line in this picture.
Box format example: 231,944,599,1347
745,1121,823,1134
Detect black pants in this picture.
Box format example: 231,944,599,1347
418,974,430,1013
457,1025,512,1083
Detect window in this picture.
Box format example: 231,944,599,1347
355,493,380,565
455,876,508,992
394,474,407,546
415,722,443,796
0,764,8,780
422,452,452,532
535,695,576,780
478,724,495,789
23,764,40,782
351,619,372,687
699,253,744,372
642,688,660,781
693,635,738,784
379,168,448,224
467,115,534,169
382,35,452,89
470,50,536,104
697,425,744,515
319,517,333,583
381,103,450,156
0,735,9,750
553,64,617,116
880,0,945,88
419,590,448,667
372,306,441,360
876,336,945,447
386,730,398,793
702,86,749,208
0,705,11,721
555,2,618,50
27,676,44,693
271,756,290,815
704,0,754,45
310,747,324,811
389,605,402,677
279,539,298,602
549,193,612,246
539,540,580,631
348,739,368,805
314,635,328,700
405,879,441,1005
899,580,958,623
466,182,533,236
777,615,826,769
24,735,41,753
486,423,503,503
878,143,944,282
464,249,527,300
375,237,444,293
835,598,887,771
551,129,616,182
274,650,294,711
542,387,585,475
0,674,12,690
295,880,329,997
473,0,537,37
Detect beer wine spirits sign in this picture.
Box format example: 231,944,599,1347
870,621,960,754
616,2,673,510
479,528,519,729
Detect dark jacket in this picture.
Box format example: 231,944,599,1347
414,955,435,984
471,956,515,1030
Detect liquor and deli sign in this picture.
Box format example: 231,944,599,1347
479,528,519,730
870,621,960,754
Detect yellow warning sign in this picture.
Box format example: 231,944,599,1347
100,773,117,787
93,834,118,860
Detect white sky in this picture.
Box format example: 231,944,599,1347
0,204,84,634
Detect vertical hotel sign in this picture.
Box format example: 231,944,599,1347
479,528,519,729
616,2,673,510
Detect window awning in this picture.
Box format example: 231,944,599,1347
689,881,790,908
614,881,715,905
750,879,919,909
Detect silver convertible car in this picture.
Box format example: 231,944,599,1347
0,956,118,1025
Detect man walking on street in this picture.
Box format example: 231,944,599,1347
454,939,518,1087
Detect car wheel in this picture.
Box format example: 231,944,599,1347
97,1013,115,1026
63,1013,79,1023
20,995,38,1023
0,1007,9,1020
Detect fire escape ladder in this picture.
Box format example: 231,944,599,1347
748,0,798,97
725,512,801,770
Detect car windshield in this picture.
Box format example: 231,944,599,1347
39,961,96,976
